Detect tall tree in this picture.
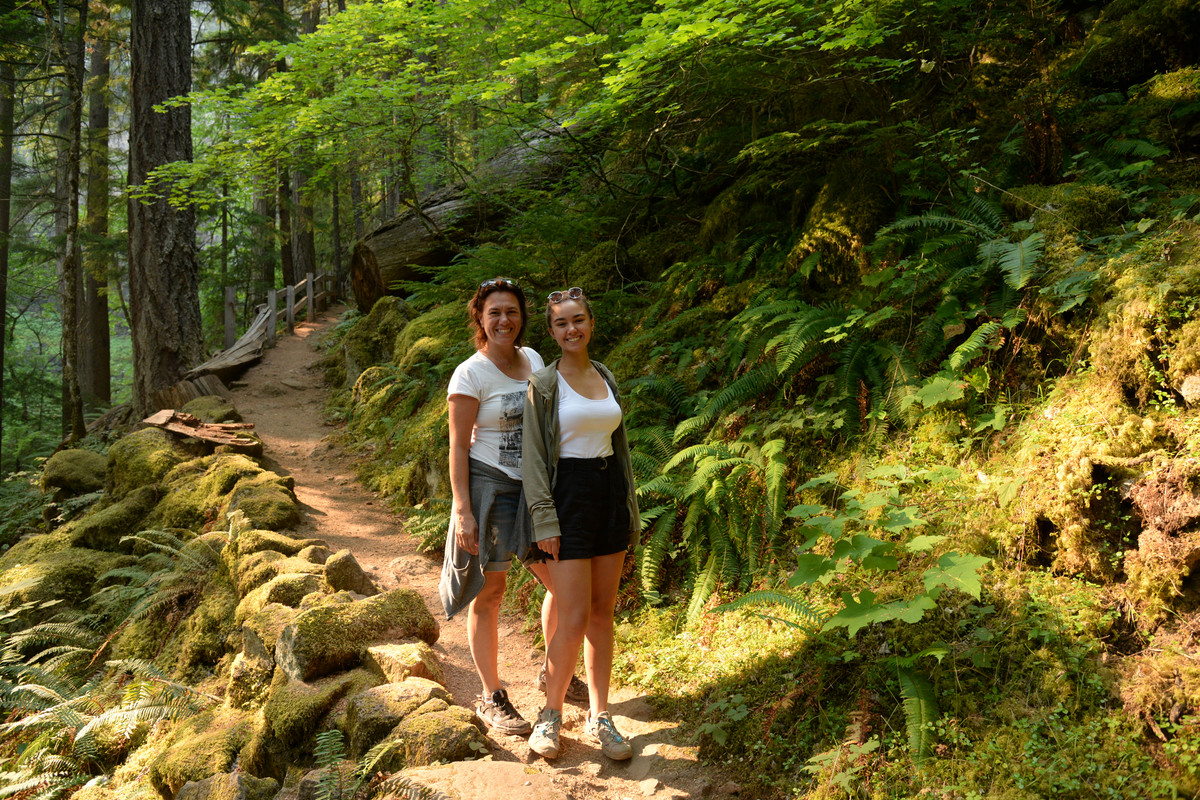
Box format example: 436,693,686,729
0,61,14,459
81,10,112,407
128,0,203,416
43,0,88,441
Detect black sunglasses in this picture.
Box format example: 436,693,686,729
480,277,521,291
547,287,584,303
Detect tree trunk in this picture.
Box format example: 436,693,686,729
45,0,87,441
291,0,318,285
278,163,295,286
128,0,203,417
82,19,111,407
0,61,14,462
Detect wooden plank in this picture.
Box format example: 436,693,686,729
224,286,236,349
306,271,315,322
142,410,262,455
266,288,277,347
286,285,295,333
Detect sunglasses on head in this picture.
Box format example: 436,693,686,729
547,287,584,303
480,277,521,291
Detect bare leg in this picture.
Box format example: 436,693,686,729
543,557,593,711
467,570,507,695
527,561,557,647
583,551,625,717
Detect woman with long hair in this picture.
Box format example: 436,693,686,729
522,287,641,760
439,278,585,737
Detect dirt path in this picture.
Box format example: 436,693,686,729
229,307,726,800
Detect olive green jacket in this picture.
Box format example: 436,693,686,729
521,359,641,546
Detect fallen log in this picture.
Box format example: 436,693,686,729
142,410,263,456
184,304,274,384
350,126,578,312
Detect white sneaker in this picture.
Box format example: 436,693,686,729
585,710,632,760
529,707,562,759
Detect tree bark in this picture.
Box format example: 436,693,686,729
0,61,14,461
82,17,112,407
128,0,203,417
278,162,295,286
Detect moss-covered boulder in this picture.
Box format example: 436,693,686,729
243,603,300,663
238,530,324,559
148,706,257,799
261,666,380,752
107,427,191,499
239,555,325,597
378,704,487,770
324,549,377,596
297,590,356,611
177,580,239,678
41,448,106,497
67,486,159,552
1071,0,1200,90
366,642,445,686
344,678,450,760
227,652,275,709
181,396,244,425
0,533,135,622
155,454,265,531
175,772,278,800
229,473,302,531
234,550,285,594
235,573,327,625
274,589,438,682
335,296,416,388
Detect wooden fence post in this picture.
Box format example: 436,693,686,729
224,287,236,350
286,285,296,334
266,289,277,347
306,272,315,322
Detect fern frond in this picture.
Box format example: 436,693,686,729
947,322,1001,371
638,506,677,595
685,551,722,624
373,773,452,800
898,668,938,764
712,589,826,629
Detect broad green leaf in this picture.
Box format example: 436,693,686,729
906,376,966,409
904,534,946,553
798,472,838,491
789,554,836,586
878,505,926,533
787,503,826,519
922,552,991,599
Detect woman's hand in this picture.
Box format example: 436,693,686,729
539,535,561,561
454,507,479,555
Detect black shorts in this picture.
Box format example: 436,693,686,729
551,456,630,561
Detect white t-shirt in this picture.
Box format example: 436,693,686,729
447,347,545,480
557,371,621,459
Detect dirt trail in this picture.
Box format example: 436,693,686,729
228,307,726,800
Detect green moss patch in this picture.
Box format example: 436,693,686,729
107,428,191,499
235,573,327,625
345,677,450,759
67,486,159,552
237,529,323,559
180,395,244,424
176,579,238,679
41,448,107,496
148,706,256,799
0,538,134,623
155,454,264,531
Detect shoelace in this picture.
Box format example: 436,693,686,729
536,711,562,736
596,715,625,742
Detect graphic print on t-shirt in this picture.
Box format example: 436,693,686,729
497,390,524,468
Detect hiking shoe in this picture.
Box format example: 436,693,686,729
538,665,590,702
476,689,532,736
529,707,563,759
585,710,632,760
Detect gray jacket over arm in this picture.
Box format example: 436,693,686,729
521,359,641,547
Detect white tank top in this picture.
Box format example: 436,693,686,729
556,371,621,459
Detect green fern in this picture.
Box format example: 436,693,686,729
713,589,826,629
897,668,938,764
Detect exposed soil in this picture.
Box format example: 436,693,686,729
229,306,728,800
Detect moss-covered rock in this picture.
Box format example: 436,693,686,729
107,428,192,499
175,772,278,800
297,590,357,611
236,573,327,625
239,555,324,597
366,642,445,685
181,396,244,425
227,652,275,709
344,678,450,759
67,486,159,552
228,473,302,531
148,706,257,799
274,589,439,682
296,544,330,565
155,454,265,531
177,579,239,678
787,159,889,284
41,448,107,496
380,704,487,770
324,549,377,596
243,603,300,662
238,530,325,559
262,666,379,750
336,296,417,388
0,533,135,622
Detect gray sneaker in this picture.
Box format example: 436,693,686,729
529,707,563,759
476,689,532,736
538,664,590,702
585,710,632,760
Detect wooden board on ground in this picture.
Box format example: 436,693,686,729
183,304,273,384
142,410,262,456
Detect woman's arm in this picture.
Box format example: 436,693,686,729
448,394,480,555
522,383,562,558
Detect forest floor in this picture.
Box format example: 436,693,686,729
228,305,732,800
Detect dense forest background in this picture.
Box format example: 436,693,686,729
2,0,1200,796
